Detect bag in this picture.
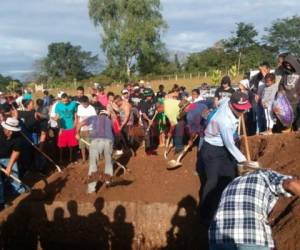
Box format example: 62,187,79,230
272,91,294,127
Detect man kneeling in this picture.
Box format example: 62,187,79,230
209,168,300,250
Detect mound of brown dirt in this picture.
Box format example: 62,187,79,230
40,147,200,204
1,132,300,249
245,132,300,250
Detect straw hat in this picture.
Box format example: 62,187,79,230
1,117,21,132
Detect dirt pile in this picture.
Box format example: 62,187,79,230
246,132,300,250
0,132,300,249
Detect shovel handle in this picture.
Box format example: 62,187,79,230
0,167,30,191
177,135,198,162
241,115,251,161
147,111,158,131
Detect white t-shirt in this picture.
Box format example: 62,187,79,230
49,101,58,128
77,104,97,131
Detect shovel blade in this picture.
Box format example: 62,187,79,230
167,160,182,170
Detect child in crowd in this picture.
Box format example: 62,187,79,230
261,73,279,134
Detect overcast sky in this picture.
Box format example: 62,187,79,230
1,0,300,79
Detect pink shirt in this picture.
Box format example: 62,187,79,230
97,93,108,107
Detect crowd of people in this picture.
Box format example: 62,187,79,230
1,53,300,249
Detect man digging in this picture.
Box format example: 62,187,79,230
76,110,115,193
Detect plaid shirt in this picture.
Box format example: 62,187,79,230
209,169,293,248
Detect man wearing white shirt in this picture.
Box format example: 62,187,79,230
197,91,252,226
77,96,97,162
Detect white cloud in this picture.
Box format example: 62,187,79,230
1,0,300,78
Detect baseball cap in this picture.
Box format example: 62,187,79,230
230,92,252,111
121,89,129,95
143,88,153,97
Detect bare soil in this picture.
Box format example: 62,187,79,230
1,132,300,249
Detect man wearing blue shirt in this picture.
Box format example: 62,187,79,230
197,91,252,225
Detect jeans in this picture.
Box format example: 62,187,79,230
256,104,266,133
210,243,270,250
174,120,186,152
0,159,25,204
89,138,113,177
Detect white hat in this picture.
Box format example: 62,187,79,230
240,79,250,89
121,89,129,94
1,117,21,132
57,91,65,99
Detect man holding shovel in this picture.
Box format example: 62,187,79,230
0,117,26,210
76,110,114,193
198,92,256,226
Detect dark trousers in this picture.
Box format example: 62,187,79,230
197,141,237,224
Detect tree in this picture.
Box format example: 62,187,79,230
225,22,258,52
224,22,258,73
89,0,167,80
43,42,98,81
185,47,233,73
0,74,21,92
264,15,300,57
174,54,181,72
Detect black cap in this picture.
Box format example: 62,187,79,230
230,92,251,111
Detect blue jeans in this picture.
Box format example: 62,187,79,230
0,159,25,204
210,243,270,250
174,120,185,152
256,104,266,133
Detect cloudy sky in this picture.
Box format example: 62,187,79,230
1,0,300,79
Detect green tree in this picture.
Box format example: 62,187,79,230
89,0,167,80
264,15,300,57
224,22,258,73
0,74,21,92
44,42,98,81
185,47,233,73
174,54,181,72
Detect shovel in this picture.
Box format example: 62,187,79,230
20,132,62,172
0,167,31,192
167,135,198,170
80,138,129,175
164,136,173,160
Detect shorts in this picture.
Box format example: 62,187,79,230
57,128,78,148
79,130,91,149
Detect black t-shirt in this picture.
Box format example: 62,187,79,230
156,90,166,99
215,87,235,100
129,93,142,109
0,126,22,158
140,99,157,119
91,101,105,115
19,110,37,133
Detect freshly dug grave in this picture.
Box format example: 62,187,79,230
0,132,300,249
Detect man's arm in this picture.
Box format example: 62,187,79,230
283,178,300,196
3,151,20,176
220,124,247,163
